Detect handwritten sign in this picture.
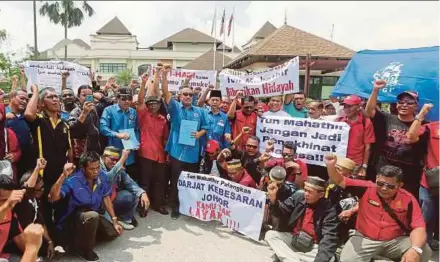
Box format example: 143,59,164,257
149,67,217,92
178,172,266,241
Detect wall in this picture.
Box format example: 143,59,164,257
173,42,213,52
90,35,137,50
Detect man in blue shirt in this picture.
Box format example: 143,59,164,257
204,89,231,150
100,87,139,182
284,92,308,118
48,152,123,262
161,65,209,219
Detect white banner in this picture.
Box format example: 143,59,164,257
22,61,90,95
256,116,350,166
149,67,217,92
219,56,300,98
178,172,266,241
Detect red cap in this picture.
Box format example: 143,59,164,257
342,95,362,105
205,140,220,154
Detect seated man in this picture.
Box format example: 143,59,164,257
100,146,150,230
265,176,339,262
225,159,256,188
325,154,432,262
199,140,226,178
48,152,123,262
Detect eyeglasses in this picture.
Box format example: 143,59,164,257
376,181,397,190
120,96,133,101
246,144,258,149
45,95,60,100
181,93,193,97
397,100,416,105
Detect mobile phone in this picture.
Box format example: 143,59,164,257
85,95,93,103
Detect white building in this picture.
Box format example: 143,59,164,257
39,17,240,80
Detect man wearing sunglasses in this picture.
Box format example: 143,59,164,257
326,154,432,262
366,80,429,199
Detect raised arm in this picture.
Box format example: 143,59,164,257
407,103,434,143
227,90,243,119
61,72,69,90
24,84,39,122
284,94,293,105
137,73,149,111
365,80,386,117
161,65,172,105
20,68,26,89
325,155,345,188
24,159,46,188
197,85,213,107
48,163,75,202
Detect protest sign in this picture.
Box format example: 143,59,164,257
22,61,90,95
256,116,350,166
332,46,439,121
178,172,266,241
149,67,217,92
219,56,299,98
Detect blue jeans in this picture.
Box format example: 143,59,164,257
419,186,438,243
105,190,138,223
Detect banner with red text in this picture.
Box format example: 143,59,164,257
149,67,217,92
219,56,299,98
178,172,266,241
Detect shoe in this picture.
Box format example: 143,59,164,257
139,208,148,218
171,208,180,220
131,216,138,228
118,220,135,230
430,239,439,251
155,206,169,215
75,250,99,262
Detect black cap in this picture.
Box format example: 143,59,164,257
145,96,161,104
397,90,419,102
118,87,133,97
209,90,222,99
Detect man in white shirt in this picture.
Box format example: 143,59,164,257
262,96,291,118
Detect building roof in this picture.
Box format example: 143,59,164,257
216,43,241,53
72,39,90,50
242,21,277,48
96,16,132,35
228,24,355,67
183,49,233,71
150,28,217,49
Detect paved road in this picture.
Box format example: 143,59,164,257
59,210,439,262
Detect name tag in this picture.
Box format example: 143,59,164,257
368,199,380,207
217,121,225,127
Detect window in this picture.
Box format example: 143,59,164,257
322,76,338,86
99,63,127,73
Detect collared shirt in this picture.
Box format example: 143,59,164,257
165,99,209,164
344,177,425,241
137,108,169,163
292,207,318,243
100,104,139,165
231,111,257,150
338,113,376,165
68,104,101,158
283,103,307,118
262,110,291,118
420,121,439,188
5,106,31,148
57,169,111,229
232,170,257,188
205,109,231,149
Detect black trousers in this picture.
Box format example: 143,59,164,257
138,157,166,208
125,163,138,183
169,156,198,209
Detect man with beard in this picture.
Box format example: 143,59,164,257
5,89,32,178
24,85,73,232
284,92,308,118
262,96,291,118
161,65,209,219
365,80,429,199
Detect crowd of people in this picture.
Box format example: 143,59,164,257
0,63,438,262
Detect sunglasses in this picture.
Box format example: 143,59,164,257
106,157,119,162
181,93,193,97
397,100,416,105
246,144,258,149
120,96,133,101
376,181,397,190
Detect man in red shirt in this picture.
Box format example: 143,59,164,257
326,155,432,262
227,91,257,150
225,159,256,188
337,95,375,178
137,72,169,215
265,176,339,262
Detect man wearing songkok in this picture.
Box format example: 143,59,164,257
225,159,256,188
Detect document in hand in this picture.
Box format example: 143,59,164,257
119,128,139,150
178,120,198,146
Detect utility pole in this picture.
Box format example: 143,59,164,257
330,24,335,42
33,0,38,58
284,8,287,25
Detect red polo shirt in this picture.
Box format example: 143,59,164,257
420,121,439,188
235,170,257,188
137,108,169,163
292,207,318,243
231,111,257,150
265,158,308,182
344,177,425,241
338,113,375,165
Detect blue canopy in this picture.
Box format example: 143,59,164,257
332,46,439,121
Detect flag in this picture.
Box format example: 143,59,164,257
219,9,225,36
211,7,216,36
227,11,234,37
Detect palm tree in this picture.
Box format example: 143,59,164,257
39,0,94,61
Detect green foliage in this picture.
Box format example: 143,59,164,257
116,69,136,86
39,0,94,29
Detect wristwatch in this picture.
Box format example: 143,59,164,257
411,246,423,255
361,164,368,169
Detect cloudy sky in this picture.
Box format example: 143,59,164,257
0,1,438,57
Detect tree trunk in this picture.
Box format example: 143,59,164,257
33,0,38,58
64,24,67,61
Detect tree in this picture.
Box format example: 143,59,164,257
116,69,136,86
39,0,94,60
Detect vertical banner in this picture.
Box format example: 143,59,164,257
219,56,299,98
256,116,350,166
178,172,266,241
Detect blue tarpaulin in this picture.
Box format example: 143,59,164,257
331,46,439,121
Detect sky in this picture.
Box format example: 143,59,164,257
0,1,438,58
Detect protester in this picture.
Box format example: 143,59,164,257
325,154,432,262
262,96,291,118
199,139,225,178
100,147,150,229
225,159,256,188
161,64,209,219
284,92,308,118
137,71,169,215
0,104,21,182
220,96,232,113
323,101,336,116
365,80,428,199
203,89,231,150
100,87,139,181
20,223,45,262
227,92,258,150
60,72,76,120
48,152,123,262
265,176,339,262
